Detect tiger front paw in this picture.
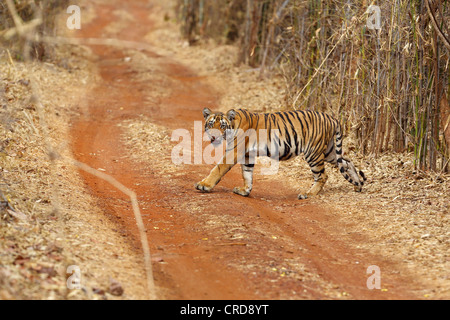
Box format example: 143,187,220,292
233,187,250,197
195,180,213,192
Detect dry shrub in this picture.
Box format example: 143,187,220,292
0,0,69,60
176,0,247,45
0,3,149,299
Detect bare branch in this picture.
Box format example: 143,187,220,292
426,0,450,51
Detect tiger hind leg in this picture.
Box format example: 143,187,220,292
298,155,328,200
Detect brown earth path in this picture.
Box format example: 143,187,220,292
70,0,421,299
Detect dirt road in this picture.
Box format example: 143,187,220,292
70,0,421,299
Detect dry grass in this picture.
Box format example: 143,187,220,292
118,118,175,174
0,29,148,300
144,30,284,113
279,151,449,298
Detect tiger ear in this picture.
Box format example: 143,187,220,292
203,107,212,120
226,109,236,121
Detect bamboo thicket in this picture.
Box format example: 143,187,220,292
178,0,450,172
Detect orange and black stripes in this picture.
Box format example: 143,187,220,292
229,109,366,191
196,107,366,198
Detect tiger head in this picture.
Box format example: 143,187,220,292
202,107,236,147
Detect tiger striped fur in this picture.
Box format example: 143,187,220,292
195,108,366,199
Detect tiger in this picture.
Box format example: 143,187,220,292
195,108,366,199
